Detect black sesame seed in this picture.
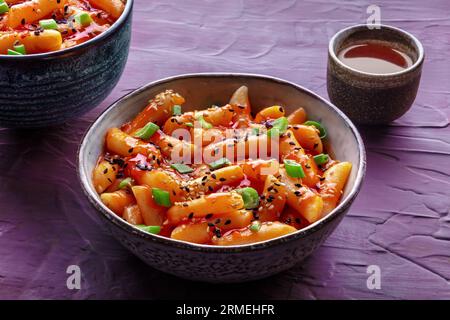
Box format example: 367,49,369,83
224,219,231,225
128,148,134,153
219,177,226,182
205,213,213,219
188,212,194,219
103,168,108,174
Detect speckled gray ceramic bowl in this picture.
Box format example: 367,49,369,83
78,73,366,283
0,0,133,128
327,24,424,125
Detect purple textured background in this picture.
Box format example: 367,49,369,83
0,0,449,299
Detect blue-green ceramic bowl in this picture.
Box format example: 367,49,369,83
0,0,133,128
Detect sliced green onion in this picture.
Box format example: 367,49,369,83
208,157,231,170
252,127,260,135
185,122,194,127
0,2,9,15
13,44,26,55
284,159,305,178
267,127,279,137
249,221,261,232
7,49,22,55
137,225,161,235
304,120,327,139
133,122,159,140
172,105,182,116
313,153,329,165
74,12,92,27
236,187,259,209
267,117,288,137
39,19,58,30
152,188,171,207
118,177,133,189
196,115,213,129
171,163,194,174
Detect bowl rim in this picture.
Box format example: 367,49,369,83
328,24,425,77
0,0,133,61
78,72,367,253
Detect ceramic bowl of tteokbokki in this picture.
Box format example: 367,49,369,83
78,73,366,283
0,0,132,128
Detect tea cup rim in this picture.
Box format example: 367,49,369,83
328,24,424,77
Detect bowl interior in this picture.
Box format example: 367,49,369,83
79,73,364,246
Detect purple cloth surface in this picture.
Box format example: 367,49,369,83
0,0,449,299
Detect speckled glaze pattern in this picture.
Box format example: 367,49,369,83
78,73,366,283
0,1,133,128
327,24,424,125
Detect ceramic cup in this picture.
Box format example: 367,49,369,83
327,24,424,125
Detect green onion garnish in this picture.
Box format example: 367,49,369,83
284,159,306,178
13,44,26,55
171,163,194,174
118,177,133,189
236,187,260,209
7,49,23,55
267,117,288,137
196,115,213,129
313,153,329,165
39,19,58,30
304,120,327,139
133,122,159,140
74,12,93,27
152,188,171,207
252,127,260,135
0,2,9,15
185,122,194,127
208,158,231,170
249,221,261,232
172,105,182,116
136,225,161,235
